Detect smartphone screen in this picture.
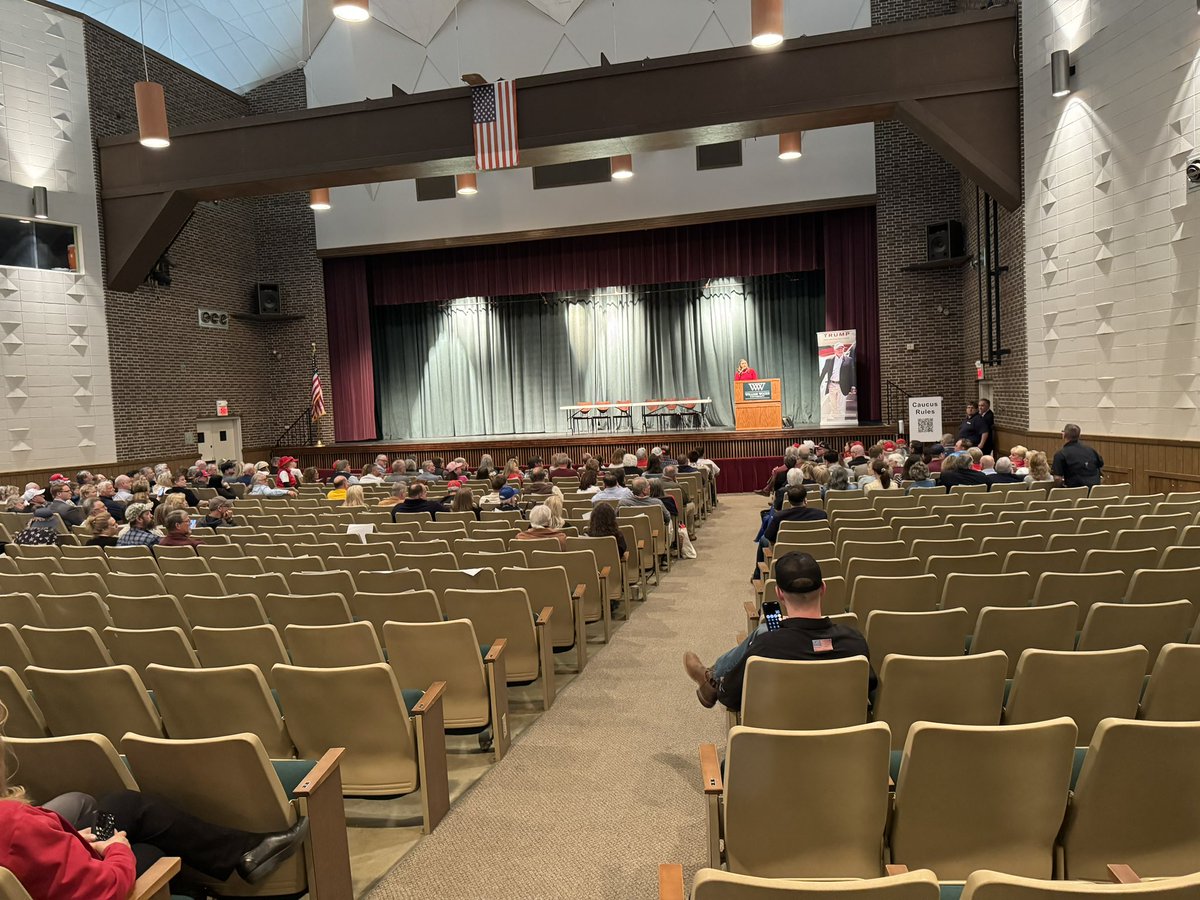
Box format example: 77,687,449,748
190,518,199,529
762,599,783,631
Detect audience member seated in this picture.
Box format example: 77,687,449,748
325,475,349,501
906,460,936,489
503,459,524,482
577,469,600,494
358,465,384,485
1024,450,1055,484
43,479,85,526
936,453,990,489
967,447,984,470
342,485,366,508
515,504,568,549
548,454,578,480
198,497,236,528
163,473,198,508
384,460,408,483
987,456,1023,484
158,509,203,548
97,480,126,519
862,459,900,493
1052,423,1105,488
392,481,449,520
1008,445,1029,474
823,465,857,498
684,553,876,709
274,457,301,489
585,502,627,556
112,475,134,504
495,485,522,512
593,472,633,504
621,453,641,478
926,443,946,474
620,477,671,525
14,511,59,546
249,472,296,498
208,464,237,499
450,486,482,520
117,503,159,547
478,475,508,510
416,460,441,482
85,512,120,546
526,469,562,497
763,486,826,545
648,480,678,523
846,442,869,470
0,733,309,898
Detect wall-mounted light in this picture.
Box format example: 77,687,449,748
1050,49,1075,98
750,0,784,49
610,154,634,179
309,188,332,211
778,132,802,160
333,0,370,22
456,173,478,195
32,186,49,220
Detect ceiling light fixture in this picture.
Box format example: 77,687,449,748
1050,49,1075,98
333,0,370,23
134,0,170,148
778,132,802,160
750,0,784,49
32,187,49,220
610,155,634,179
456,173,478,195
309,188,332,211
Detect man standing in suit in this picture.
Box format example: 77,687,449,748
819,343,856,422
977,398,996,455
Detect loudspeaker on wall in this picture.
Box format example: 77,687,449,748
256,282,282,316
926,221,965,262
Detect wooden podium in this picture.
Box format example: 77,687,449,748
734,378,783,430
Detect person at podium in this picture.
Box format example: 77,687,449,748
734,358,758,381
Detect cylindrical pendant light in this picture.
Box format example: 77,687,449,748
1050,49,1073,97
610,154,634,179
751,0,784,48
456,173,478,195
333,0,370,22
33,186,49,220
135,80,170,149
309,188,331,210
778,132,802,160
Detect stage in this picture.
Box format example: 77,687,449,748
270,424,899,494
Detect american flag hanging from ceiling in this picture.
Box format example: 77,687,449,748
472,80,519,171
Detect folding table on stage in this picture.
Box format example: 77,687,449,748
560,399,711,433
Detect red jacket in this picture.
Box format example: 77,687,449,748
0,801,136,899
734,368,759,381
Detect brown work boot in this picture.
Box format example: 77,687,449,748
684,651,719,708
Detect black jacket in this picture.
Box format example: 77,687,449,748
719,616,876,711
764,505,828,544
391,497,448,520
207,474,236,500
165,486,199,507
936,466,991,489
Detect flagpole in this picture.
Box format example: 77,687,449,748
312,342,325,447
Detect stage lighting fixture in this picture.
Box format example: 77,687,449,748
333,0,370,22
750,0,783,48
610,155,634,179
309,188,332,211
1050,49,1074,98
33,186,49,220
456,173,478,195
778,132,802,160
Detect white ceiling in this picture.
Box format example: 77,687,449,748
54,0,871,94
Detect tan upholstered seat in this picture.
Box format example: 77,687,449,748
940,572,1034,624
107,594,191,632
684,866,940,900
1126,567,1200,605
1032,570,1127,627
961,870,1200,900
21,625,113,669
427,567,499,597
531,548,609,642
1059,719,1200,880
849,574,938,620
3,733,138,805
104,626,199,674
179,593,268,628
499,566,587,671
739,656,870,731
873,652,1007,749
865,608,971,661
192,624,289,688
263,592,353,631
25,664,163,742
1139,643,1200,720
285,621,384,667
1004,647,1147,743
888,718,1077,879
0,666,47,737
145,663,294,758
349,588,443,640
1078,601,1194,672
0,594,45,629
353,569,427,594
970,603,1078,676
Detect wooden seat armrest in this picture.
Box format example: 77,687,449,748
130,857,180,900
412,681,447,717
885,864,908,877
637,540,646,550
294,747,345,796
743,600,758,619
1108,865,1141,884
484,638,507,662
757,561,768,575
535,606,554,626
658,863,686,900
651,529,660,538
599,565,611,579
700,743,723,795
573,583,587,600
763,546,773,560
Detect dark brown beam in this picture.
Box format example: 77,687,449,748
98,7,1019,291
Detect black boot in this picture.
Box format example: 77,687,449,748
237,818,309,884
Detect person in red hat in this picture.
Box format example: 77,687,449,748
276,456,300,489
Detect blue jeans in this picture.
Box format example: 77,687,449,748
712,622,768,680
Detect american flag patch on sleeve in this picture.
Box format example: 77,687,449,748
812,638,834,653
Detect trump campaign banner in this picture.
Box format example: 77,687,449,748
817,329,857,427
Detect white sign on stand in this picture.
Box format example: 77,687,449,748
908,396,943,443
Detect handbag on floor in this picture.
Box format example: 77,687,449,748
678,524,697,559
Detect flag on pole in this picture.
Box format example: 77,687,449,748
472,80,519,170
311,365,326,422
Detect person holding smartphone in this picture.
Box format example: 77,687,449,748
683,552,876,710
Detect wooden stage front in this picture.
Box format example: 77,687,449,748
270,424,899,494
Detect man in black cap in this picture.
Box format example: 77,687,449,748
683,552,876,710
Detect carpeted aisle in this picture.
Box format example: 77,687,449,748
367,494,764,899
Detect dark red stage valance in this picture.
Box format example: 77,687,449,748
323,257,377,442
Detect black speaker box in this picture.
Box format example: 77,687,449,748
926,221,965,261
256,282,282,316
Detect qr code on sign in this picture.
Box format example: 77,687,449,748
917,417,934,434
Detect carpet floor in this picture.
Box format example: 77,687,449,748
366,494,762,899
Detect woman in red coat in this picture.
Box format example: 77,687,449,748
734,358,758,381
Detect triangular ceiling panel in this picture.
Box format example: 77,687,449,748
373,0,460,48
524,0,586,27
541,33,590,74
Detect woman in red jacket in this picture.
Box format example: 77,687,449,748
0,756,308,899
734,358,758,381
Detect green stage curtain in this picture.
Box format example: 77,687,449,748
372,273,824,439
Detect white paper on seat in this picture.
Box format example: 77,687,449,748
346,523,375,542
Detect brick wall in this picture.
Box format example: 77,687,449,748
83,25,331,461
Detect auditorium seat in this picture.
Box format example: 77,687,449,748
107,593,191,632
836,526,896,556
1045,531,1111,556
566,535,628,619
1159,545,1200,569
264,592,353,632
11,556,61,577
970,604,1077,675
532,548,608,642
873,652,1007,749
0,594,43,630
924,552,1002,587
1031,571,1125,627
844,557,924,589
26,664,163,743
0,573,51,600
1004,647,1147,743
1077,601,1194,672
1138,643,1200,720
453,537,507,560
263,555,325,578
21,625,112,669
5,733,139,805
156,555,211,576
192,624,290,687
1059,719,1200,880
104,626,199,674
0,667,47,737
348,568,424,595
122,731,351,896
107,556,163,578
736,657,870,731
1001,549,1081,583
864,608,971,662
56,555,110,576
702,722,890,876
888,718,1076,879
1112,528,1178,552
849,574,939,620
179,592,268,628
0,626,32,671
392,552,460,581
899,526,957,548
427,567,500,596
442,587,556,709
1126,566,1200,605
499,566,587,671
842,540,909,563
940,572,1034,624
619,513,660,589
196,542,247,561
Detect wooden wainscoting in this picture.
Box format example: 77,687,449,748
995,427,1200,495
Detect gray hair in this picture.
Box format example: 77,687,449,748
827,466,850,491
786,467,805,488
995,457,1013,474
622,453,638,467
529,505,553,528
